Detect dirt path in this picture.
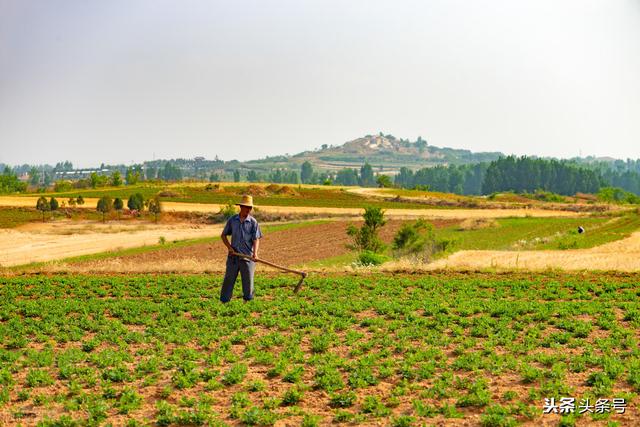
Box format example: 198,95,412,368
0,196,585,219
0,220,221,267
427,231,640,271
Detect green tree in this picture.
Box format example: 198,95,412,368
113,197,124,219
145,166,158,180
96,196,113,223
0,167,27,193
376,175,393,188
415,136,427,153
209,173,220,182
160,163,182,181
90,172,100,189
111,171,123,186
49,197,59,218
36,196,50,222
301,161,313,184
43,172,52,186
29,167,40,186
359,163,375,187
247,170,260,182
336,169,359,186
76,195,85,206
233,170,240,182
125,169,139,185
346,206,387,253
148,197,162,223
127,193,144,212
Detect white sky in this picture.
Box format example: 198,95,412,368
1,0,639,168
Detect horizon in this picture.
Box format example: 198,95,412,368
1,132,637,170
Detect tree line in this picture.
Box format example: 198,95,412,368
34,193,162,223
4,155,640,197
393,156,640,196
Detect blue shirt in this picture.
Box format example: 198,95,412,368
222,214,263,256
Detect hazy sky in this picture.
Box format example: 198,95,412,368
1,0,639,168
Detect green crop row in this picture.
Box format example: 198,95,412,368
0,273,638,425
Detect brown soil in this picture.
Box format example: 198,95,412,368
242,185,268,196
157,190,183,197
275,185,299,196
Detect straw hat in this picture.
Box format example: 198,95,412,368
236,195,254,208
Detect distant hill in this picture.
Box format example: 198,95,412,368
245,134,504,173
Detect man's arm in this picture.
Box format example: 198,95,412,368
252,238,260,260
221,218,233,253
221,232,233,254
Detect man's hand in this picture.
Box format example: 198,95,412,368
252,252,258,261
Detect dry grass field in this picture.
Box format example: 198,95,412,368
426,230,640,272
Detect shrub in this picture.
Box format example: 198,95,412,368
113,197,124,218
127,193,144,211
393,219,450,261
96,196,113,223
54,180,73,192
358,250,389,266
597,187,640,204
219,200,237,220
347,206,387,253
528,189,566,203
36,196,50,222
148,197,162,223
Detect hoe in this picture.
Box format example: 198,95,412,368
230,251,308,293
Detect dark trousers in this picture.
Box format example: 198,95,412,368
220,255,255,302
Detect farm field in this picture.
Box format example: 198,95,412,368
0,221,222,268
4,182,616,213
0,272,639,426
0,196,590,220
8,184,436,210
5,214,638,274
6,219,459,274
426,230,640,272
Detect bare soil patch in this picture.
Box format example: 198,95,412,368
0,220,222,267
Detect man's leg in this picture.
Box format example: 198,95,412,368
239,259,256,301
220,256,240,303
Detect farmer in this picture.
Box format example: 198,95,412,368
220,195,263,302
